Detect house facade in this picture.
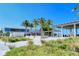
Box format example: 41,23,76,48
3,28,29,37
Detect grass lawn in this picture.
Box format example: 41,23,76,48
5,37,79,56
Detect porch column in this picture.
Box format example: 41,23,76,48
74,24,76,37
61,26,63,37
76,28,77,36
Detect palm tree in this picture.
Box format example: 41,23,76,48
30,23,33,35
72,5,79,16
46,19,53,36
39,17,46,37
72,5,79,11
22,20,30,34
33,19,38,36
39,18,53,37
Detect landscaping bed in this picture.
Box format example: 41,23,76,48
5,37,79,56
0,36,31,42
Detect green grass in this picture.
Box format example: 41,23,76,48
5,37,79,56
0,36,31,42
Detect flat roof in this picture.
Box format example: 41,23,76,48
55,20,79,29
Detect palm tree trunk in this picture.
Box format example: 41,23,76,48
25,28,27,36
35,27,36,36
34,27,36,38
31,27,32,36
48,28,49,37
41,28,42,38
41,27,44,38
47,25,49,37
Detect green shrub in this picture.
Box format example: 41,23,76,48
8,37,16,42
58,44,69,50
63,37,77,43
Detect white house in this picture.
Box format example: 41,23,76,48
3,27,29,37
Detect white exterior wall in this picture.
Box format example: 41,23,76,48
10,32,25,37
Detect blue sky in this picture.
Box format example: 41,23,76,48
0,3,79,29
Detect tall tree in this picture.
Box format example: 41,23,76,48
46,19,53,36
33,19,38,36
30,23,33,35
72,5,79,16
39,17,46,37
39,18,53,37
72,5,79,11
22,20,30,34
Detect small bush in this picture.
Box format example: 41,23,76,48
28,40,33,46
58,44,69,50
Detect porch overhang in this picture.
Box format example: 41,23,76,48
55,20,79,29
55,20,79,37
